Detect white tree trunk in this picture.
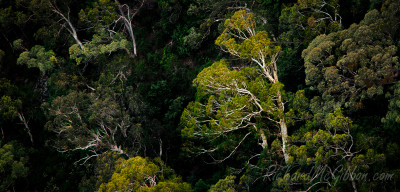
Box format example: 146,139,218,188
18,112,34,144
51,5,84,50
277,90,289,163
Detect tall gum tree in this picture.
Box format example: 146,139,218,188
181,60,284,162
181,10,292,163
215,10,289,162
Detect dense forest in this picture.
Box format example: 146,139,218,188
0,0,399,191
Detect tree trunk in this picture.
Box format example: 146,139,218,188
259,128,268,149
18,112,34,144
277,91,289,163
51,5,84,50
280,116,289,163
126,22,137,56
117,4,137,57
348,161,358,192
267,54,289,163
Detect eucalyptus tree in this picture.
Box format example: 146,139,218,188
216,10,290,162
43,73,147,163
181,10,307,164
181,60,285,162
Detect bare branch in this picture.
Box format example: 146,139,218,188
50,3,84,49
116,0,145,57
18,112,33,144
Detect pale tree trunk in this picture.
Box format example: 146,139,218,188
118,4,137,56
259,128,268,149
278,88,289,163
218,12,290,163
279,110,289,162
116,0,145,57
125,21,137,56
269,59,289,163
51,4,84,50
348,161,358,192
18,112,34,144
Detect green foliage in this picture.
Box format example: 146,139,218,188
43,91,93,149
43,74,145,159
215,10,281,71
69,32,130,64
185,0,256,49
0,79,22,121
97,156,159,192
183,27,203,49
1,0,400,191
381,0,400,42
17,45,58,74
78,0,119,35
382,81,400,135
181,60,283,159
96,156,192,192
0,1,32,29
285,90,312,126
279,0,341,46
12,39,25,51
277,0,343,90
48,72,86,94
284,109,386,191
0,141,29,191
193,179,210,192
302,9,399,114
152,179,193,192
79,152,123,191
0,96,21,120
209,175,236,192
325,108,353,131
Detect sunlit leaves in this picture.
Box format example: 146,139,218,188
209,175,236,192
181,59,283,159
240,31,281,63
285,90,312,126
215,10,281,73
17,45,57,74
96,156,192,192
224,10,256,36
69,32,130,64
325,108,352,131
